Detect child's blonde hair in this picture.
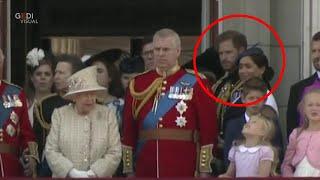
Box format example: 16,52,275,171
297,88,320,133
234,114,278,176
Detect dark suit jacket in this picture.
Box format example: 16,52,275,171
223,113,284,167
286,73,318,137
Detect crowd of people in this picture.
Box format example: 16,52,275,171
0,28,319,178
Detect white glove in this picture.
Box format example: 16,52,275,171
68,168,89,178
87,170,97,177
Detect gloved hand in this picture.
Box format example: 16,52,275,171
20,148,37,177
68,168,89,178
87,170,97,178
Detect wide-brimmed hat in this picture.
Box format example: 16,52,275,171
63,66,106,100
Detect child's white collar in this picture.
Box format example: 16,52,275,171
238,145,261,153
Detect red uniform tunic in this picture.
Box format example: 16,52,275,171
122,68,218,177
0,80,36,177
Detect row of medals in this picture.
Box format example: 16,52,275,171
2,94,23,138
169,85,193,128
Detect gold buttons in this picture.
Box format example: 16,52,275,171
159,124,163,128
159,117,163,121
163,81,167,85
161,87,166,91
201,163,205,167
161,92,165,96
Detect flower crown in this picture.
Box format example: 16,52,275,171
26,48,45,67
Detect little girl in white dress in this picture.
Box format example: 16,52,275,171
282,89,320,177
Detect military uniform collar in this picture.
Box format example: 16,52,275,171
156,65,180,77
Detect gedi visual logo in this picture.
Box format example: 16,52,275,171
14,12,38,24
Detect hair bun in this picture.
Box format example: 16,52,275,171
263,66,274,81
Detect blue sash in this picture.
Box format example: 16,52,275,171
0,84,21,127
135,73,197,160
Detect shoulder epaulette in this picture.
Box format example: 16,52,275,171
134,69,152,78
185,69,207,79
34,93,58,130
2,80,22,89
38,93,58,105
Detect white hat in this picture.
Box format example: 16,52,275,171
63,66,106,100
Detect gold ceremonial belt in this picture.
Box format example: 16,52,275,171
139,128,198,142
0,143,17,154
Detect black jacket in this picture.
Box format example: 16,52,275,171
33,93,70,177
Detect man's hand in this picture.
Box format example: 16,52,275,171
20,158,32,176
20,148,37,177
19,152,33,176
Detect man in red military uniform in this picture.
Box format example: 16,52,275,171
0,48,39,177
122,28,218,177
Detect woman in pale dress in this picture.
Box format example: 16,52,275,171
45,66,121,178
24,48,55,127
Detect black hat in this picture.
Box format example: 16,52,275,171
236,47,267,65
119,56,145,74
85,48,130,66
183,47,224,80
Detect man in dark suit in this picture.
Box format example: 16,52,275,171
287,31,320,137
